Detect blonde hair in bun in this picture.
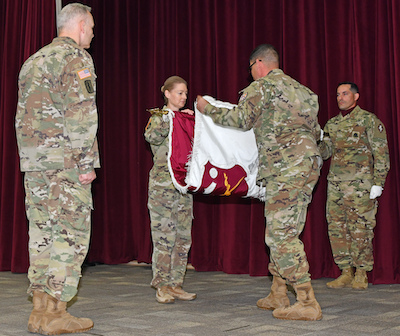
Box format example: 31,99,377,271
161,76,187,104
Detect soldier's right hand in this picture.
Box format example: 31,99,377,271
79,171,96,185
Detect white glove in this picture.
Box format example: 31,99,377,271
320,129,324,141
370,185,383,199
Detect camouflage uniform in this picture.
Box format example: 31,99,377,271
15,36,100,302
319,106,390,271
203,69,321,285
145,110,193,288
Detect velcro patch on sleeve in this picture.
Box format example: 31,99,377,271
77,68,92,80
84,80,94,93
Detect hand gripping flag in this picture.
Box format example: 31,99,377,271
167,96,265,200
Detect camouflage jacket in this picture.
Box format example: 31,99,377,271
319,106,390,186
144,109,171,183
203,69,321,179
15,36,100,174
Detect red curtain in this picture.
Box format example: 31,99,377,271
0,0,56,272
1,0,399,284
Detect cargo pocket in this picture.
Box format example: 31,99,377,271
57,170,93,231
357,202,377,231
24,172,51,226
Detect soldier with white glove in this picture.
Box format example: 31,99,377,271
319,82,390,290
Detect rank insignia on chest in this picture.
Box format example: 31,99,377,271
353,133,359,138
378,124,384,133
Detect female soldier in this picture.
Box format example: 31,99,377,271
144,76,196,303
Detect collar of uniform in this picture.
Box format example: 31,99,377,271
53,36,79,47
266,68,283,77
340,105,360,118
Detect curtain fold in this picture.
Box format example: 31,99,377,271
0,0,56,272
1,0,399,284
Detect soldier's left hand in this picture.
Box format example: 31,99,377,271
181,108,194,115
369,185,383,199
79,171,97,185
196,95,210,113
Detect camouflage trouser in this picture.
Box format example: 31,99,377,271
264,156,320,285
148,179,193,288
24,169,93,302
326,179,377,271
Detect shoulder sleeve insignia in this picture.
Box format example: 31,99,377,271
84,80,94,93
239,92,248,103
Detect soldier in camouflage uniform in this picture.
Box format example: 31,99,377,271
145,76,196,304
15,3,99,334
197,44,322,321
319,82,390,290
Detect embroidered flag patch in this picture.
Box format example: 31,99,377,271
77,68,91,79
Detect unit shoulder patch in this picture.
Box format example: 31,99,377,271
239,92,248,103
84,80,94,93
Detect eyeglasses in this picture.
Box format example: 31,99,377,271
248,60,257,73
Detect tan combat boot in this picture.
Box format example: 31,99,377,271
256,276,290,310
326,268,354,288
156,286,175,303
352,269,368,290
38,295,93,335
27,291,48,333
272,282,322,321
167,286,197,301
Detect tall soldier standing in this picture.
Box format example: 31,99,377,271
15,3,99,334
320,82,390,290
197,44,323,321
